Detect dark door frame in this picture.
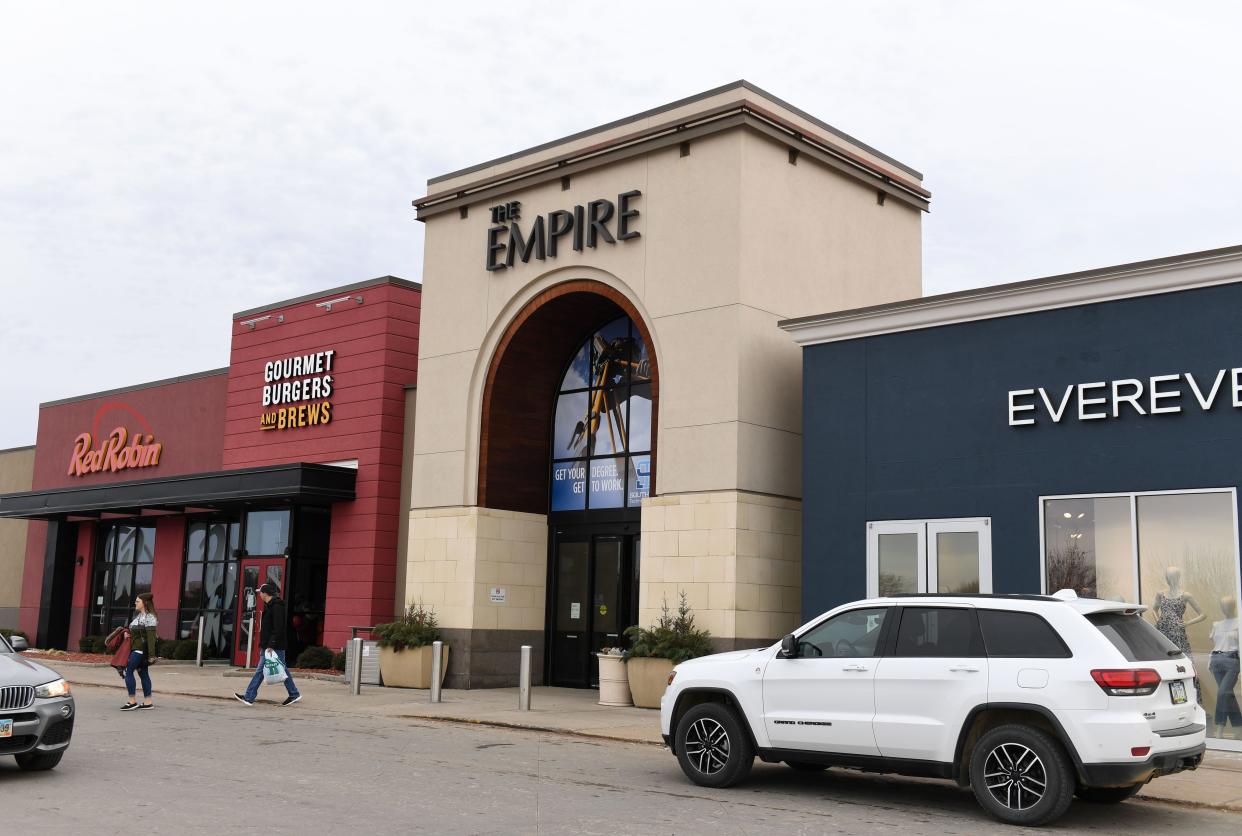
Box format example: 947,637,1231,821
545,512,641,687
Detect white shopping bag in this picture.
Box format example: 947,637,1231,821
262,648,288,685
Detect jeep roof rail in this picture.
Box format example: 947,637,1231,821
885,593,1061,602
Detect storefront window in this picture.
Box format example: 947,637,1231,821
550,316,653,511
245,509,291,555
1043,490,1242,745
1043,496,1134,600
88,523,158,636
179,518,241,658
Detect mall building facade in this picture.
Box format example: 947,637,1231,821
6,81,1235,747
783,245,1242,751
405,81,928,686
0,277,421,665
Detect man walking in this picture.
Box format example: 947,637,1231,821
234,583,302,706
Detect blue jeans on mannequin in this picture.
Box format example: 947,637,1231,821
123,651,152,700
1210,652,1242,730
243,650,301,702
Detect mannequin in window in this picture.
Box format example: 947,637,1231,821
1152,566,1204,655
1209,595,1241,738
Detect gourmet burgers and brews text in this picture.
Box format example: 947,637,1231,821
260,349,335,430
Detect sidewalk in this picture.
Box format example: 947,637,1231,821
53,659,1242,811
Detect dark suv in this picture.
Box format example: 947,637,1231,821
0,632,75,771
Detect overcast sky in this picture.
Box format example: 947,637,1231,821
2,2,1240,449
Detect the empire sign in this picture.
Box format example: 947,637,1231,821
485,190,641,272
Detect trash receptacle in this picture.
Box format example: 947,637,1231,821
344,639,382,685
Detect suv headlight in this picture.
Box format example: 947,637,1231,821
35,679,71,698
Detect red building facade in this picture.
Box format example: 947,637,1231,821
4,276,419,659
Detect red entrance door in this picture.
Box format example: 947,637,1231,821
233,558,287,667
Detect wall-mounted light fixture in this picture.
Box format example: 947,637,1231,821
240,314,285,330
316,295,363,312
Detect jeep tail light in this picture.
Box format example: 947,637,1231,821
1091,668,1161,696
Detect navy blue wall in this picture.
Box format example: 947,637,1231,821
802,282,1242,619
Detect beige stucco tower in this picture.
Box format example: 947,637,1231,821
406,81,928,687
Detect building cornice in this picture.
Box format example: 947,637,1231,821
780,245,1242,346
412,90,930,220
427,80,923,186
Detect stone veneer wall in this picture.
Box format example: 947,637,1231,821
405,506,547,687
639,491,801,649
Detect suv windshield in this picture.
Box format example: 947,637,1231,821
1087,612,1184,661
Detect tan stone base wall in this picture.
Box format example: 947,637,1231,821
639,491,801,642
404,506,547,632
405,506,548,688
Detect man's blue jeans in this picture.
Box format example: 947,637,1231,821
244,650,300,702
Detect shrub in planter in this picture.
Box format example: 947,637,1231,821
173,639,198,660
332,651,346,672
295,645,334,669
373,602,448,688
79,635,106,654
623,592,713,708
156,638,179,657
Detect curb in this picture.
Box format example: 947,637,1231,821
69,679,664,747
58,679,1240,811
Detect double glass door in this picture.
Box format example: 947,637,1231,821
867,518,992,597
549,532,638,687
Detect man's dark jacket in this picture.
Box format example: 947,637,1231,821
259,597,288,651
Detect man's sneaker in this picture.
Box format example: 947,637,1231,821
119,702,139,711
281,694,302,707
233,693,254,705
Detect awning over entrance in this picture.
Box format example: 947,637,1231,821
0,462,356,520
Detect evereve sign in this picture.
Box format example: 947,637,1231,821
1008,368,1242,426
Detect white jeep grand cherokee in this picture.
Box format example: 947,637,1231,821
660,591,1206,827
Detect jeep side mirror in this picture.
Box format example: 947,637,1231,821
10,636,28,652
780,633,798,658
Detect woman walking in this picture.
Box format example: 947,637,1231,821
121,593,158,711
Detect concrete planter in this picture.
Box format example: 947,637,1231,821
596,654,632,706
379,645,449,689
626,657,674,708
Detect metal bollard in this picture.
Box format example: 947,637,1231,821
244,615,255,669
518,645,532,711
195,615,205,667
348,637,363,696
429,641,443,703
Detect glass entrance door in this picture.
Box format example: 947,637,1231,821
232,558,286,667
549,533,636,687
867,519,991,597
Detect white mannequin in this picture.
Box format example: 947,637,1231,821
1152,566,1205,629
1209,596,1240,738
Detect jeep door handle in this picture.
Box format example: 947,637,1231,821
842,664,868,672
949,666,980,673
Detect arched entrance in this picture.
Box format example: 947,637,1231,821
478,280,658,687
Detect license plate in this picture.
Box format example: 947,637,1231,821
0,719,11,739
1170,680,1188,705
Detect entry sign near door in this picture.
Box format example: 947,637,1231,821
570,602,581,620
489,587,507,604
